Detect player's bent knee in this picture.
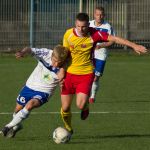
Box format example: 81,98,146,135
76,103,84,110
25,99,41,111
76,98,87,110
25,104,33,111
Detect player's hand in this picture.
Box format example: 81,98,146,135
15,51,25,59
133,45,147,54
15,47,31,59
95,45,102,49
95,43,103,49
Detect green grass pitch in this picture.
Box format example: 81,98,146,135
0,53,150,150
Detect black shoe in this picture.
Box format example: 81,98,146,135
69,129,73,135
0,127,11,137
7,124,23,138
66,129,73,143
81,108,89,120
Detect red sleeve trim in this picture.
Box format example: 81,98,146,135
89,27,108,43
73,28,78,37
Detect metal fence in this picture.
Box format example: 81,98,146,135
0,0,150,51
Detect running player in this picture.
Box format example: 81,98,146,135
60,12,147,135
0,45,69,138
89,6,115,103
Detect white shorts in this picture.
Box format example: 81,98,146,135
94,48,108,61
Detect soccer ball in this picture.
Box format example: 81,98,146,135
53,127,71,144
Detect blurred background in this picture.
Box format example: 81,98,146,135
0,0,150,51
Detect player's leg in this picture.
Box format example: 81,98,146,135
11,98,41,127
76,93,89,120
8,86,48,129
61,72,74,133
0,99,41,137
0,86,27,137
76,73,94,120
89,75,100,103
89,47,107,103
5,103,24,138
0,86,49,137
3,86,42,128
61,94,73,133
89,58,106,103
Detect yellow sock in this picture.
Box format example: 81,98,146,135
60,108,73,132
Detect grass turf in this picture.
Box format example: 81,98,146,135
0,53,150,150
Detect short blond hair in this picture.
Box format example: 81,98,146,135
95,6,105,15
52,45,69,62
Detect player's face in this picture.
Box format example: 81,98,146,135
94,9,104,24
51,56,63,67
75,20,89,36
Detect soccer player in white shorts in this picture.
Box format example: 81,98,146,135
89,6,115,103
0,45,69,138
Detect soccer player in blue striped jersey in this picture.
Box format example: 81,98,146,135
0,45,69,138
89,6,115,103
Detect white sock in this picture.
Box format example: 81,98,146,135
90,81,99,99
12,112,22,130
12,112,18,130
6,108,29,128
13,112,16,118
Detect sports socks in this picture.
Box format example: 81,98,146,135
12,112,22,131
90,81,99,99
12,112,19,130
60,108,72,132
6,108,29,128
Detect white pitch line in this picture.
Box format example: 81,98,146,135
1,111,150,115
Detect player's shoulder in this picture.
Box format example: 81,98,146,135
40,48,53,62
41,48,52,51
32,48,52,57
65,28,74,34
38,48,52,54
103,21,115,35
102,21,112,28
64,28,74,39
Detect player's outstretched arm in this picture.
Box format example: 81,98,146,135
15,47,32,59
108,35,147,54
96,41,114,49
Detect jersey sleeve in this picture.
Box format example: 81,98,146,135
89,27,108,43
108,26,115,36
31,48,51,60
93,31,109,43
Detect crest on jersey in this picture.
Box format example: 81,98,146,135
43,73,52,82
70,45,74,49
81,44,86,48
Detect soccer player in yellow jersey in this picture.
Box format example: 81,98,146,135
60,13,147,135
